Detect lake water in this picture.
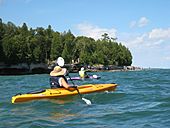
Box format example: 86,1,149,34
0,69,170,128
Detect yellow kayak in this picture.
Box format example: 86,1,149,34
12,83,117,103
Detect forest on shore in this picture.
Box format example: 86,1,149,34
0,18,132,68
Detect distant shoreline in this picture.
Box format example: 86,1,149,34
0,63,143,75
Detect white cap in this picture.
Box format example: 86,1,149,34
57,57,64,67
81,67,84,71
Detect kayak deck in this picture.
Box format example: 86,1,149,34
12,83,117,103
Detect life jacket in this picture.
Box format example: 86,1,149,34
79,70,85,78
50,75,68,88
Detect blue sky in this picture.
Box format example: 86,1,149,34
1,0,170,68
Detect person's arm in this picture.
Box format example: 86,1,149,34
60,78,77,90
85,71,89,78
60,78,70,89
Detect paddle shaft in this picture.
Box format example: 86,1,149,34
68,74,82,99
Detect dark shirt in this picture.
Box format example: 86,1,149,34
50,75,68,88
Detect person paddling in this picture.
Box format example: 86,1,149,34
79,67,89,78
50,66,77,90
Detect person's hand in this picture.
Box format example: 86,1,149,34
68,85,77,91
70,85,77,89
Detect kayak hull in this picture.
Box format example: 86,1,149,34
12,83,117,103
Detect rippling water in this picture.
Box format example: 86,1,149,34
0,69,170,128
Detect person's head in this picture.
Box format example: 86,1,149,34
81,67,84,71
50,66,67,76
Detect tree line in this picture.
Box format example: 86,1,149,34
0,18,132,66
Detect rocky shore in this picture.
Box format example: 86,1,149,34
0,63,142,75
0,63,49,75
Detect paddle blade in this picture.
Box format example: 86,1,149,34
82,98,92,105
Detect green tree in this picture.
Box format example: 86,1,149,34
50,32,63,60
33,27,46,63
101,33,110,41
0,19,133,67
0,18,5,62
62,30,75,63
74,36,95,65
2,21,19,64
44,25,53,63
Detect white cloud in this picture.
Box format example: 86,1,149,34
124,27,170,48
130,21,136,28
138,17,149,27
149,28,170,40
130,17,149,28
128,34,147,47
76,23,169,49
76,22,169,49
164,56,170,61
121,27,170,68
76,22,117,40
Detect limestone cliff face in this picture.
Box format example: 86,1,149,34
0,63,49,75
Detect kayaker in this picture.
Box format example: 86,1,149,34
50,66,77,90
79,67,89,78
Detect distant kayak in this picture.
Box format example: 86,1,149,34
11,83,117,103
67,75,101,81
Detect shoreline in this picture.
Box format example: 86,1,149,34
0,64,143,75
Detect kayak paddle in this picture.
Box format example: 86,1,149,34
68,74,92,105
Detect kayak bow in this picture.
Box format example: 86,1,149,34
12,83,117,104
